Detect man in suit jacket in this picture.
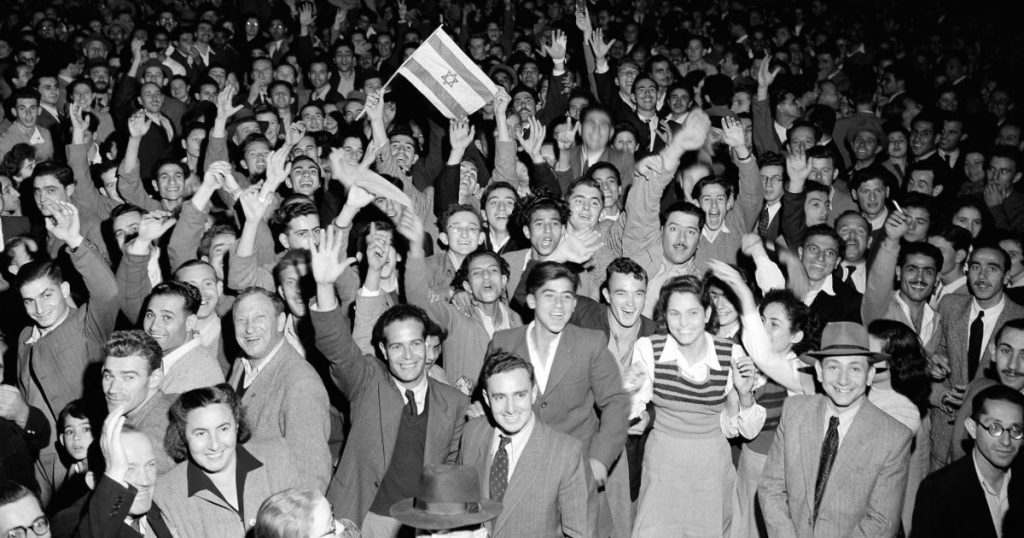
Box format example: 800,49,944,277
226,288,332,491
553,106,636,191
798,225,863,323
758,322,913,537
931,243,1024,468
756,152,786,243
911,385,1024,538
13,205,119,506
457,350,590,538
72,409,174,538
309,227,468,534
487,261,630,537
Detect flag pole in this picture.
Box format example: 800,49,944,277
354,25,447,121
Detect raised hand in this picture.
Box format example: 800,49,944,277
449,118,476,152
552,228,602,264
706,259,757,310
984,182,1007,207
69,102,88,132
0,385,29,423
883,209,910,241
239,186,272,221
264,145,292,195
43,201,83,248
575,6,592,37
656,119,673,146
493,87,511,118
757,52,781,89
202,161,233,190
544,29,568,62
517,116,547,161
555,117,578,150
397,0,408,21
127,111,152,139
589,28,615,61
284,121,307,147
732,356,757,396
364,90,385,122
721,116,745,149
365,234,389,272
216,84,243,120
298,2,317,26
345,185,376,210
396,206,425,247
672,108,711,152
131,39,145,62
785,147,811,187
136,211,177,243
100,406,130,483
633,154,665,183
310,226,358,286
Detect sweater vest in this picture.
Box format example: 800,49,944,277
649,333,733,439
369,396,429,515
748,377,788,454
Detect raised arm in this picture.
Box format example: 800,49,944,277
752,54,783,155
116,211,177,324
723,117,763,227
118,112,164,212
67,103,116,218
398,210,455,328
45,201,119,343
309,225,375,398
862,212,907,325
781,148,812,246
226,188,276,292
167,162,231,271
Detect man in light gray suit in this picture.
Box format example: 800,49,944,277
759,322,913,537
457,350,589,538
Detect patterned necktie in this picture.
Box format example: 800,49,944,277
968,311,985,380
758,206,770,237
405,389,418,416
489,436,512,501
813,416,840,523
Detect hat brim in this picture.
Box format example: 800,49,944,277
800,348,890,366
390,498,502,530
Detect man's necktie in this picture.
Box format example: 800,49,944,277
405,389,418,416
758,206,770,237
968,311,985,380
129,517,142,532
943,153,952,167
845,264,856,281
489,436,512,501
813,416,840,523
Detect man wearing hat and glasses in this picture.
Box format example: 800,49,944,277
390,464,501,538
759,322,913,537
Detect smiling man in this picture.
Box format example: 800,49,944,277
914,385,1024,537
759,322,912,537
862,211,943,354
225,287,330,491
101,330,175,474
141,282,223,394
308,227,469,536
488,261,630,538
456,350,590,538
798,224,863,323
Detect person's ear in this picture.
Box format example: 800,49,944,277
61,281,72,300
895,266,902,282
523,225,531,240
148,367,164,389
482,389,490,408
933,185,944,197
814,361,823,383
866,364,876,386
186,314,198,333
151,180,159,192
1014,172,1023,186
278,233,290,250
84,471,96,490
526,293,537,310
66,184,76,198
965,416,978,440
602,288,611,304
439,232,450,247
276,311,287,332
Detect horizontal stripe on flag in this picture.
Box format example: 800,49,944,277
399,57,467,118
425,32,496,100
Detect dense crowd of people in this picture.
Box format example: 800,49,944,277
1,0,1024,537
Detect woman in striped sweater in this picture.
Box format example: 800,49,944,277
629,268,765,537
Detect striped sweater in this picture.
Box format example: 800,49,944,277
648,333,734,438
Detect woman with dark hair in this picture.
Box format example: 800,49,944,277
867,319,932,534
154,384,303,538
629,271,764,536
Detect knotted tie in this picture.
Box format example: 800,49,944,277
489,435,512,501
968,311,985,380
813,416,840,523
405,389,418,416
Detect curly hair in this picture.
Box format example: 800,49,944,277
653,275,718,336
760,289,820,356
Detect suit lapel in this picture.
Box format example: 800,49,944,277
494,423,548,536
541,326,576,395
821,401,874,502
423,380,451,462
378,379,404,466
799,398,827,515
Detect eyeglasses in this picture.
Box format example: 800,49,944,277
979,420,1024,440
4,516,49,538
447,225,481,236
761,174,783,185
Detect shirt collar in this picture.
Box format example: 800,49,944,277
26,308,72,345
393,372,429,403
973,448,1012,497
971,295,1006,320
241,337,286,378
186,444,263,498
162,337,202,374
702,222,730,242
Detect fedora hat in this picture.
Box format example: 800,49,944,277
390,464,502,530
801,321,890,365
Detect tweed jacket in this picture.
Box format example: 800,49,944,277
154,438,302,537
457,417,590,538
17,239,119,455
486,324,630,470
226,340,332,491
311,304,469,526
758,395,912,538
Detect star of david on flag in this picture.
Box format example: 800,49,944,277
396,27,498,118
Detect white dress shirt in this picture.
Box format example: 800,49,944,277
969,296,1007,354
239,338,286,389
489,415,536,478
525,322,563,394
973,449,1011,538
394,374,428,416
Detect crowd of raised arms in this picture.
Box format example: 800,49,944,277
2,0,1024,537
